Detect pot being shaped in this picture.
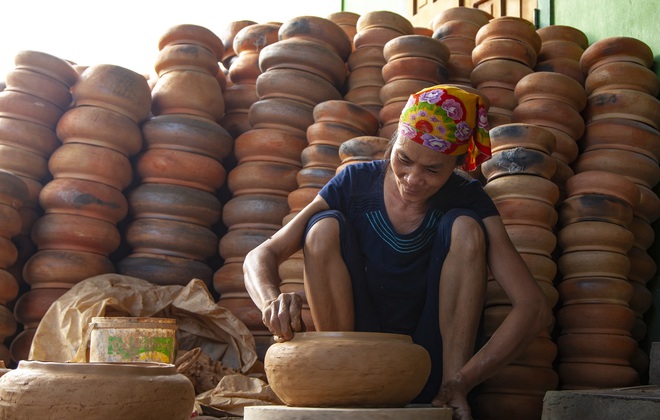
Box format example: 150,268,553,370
264,331,431,407
0,361,195,419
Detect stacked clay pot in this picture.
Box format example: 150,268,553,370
555,171,641,389
336,135,390,174
574,36,660,379
214,16,351,358
471,17,541,128
476,123,559,419
15,64,151,363
344,10,414,119
0,171,28,365
221,23,280,139
217,20,257,71
279,100,380,332
118,24,230,287
430,6,492,85
512,71,587,197
535,25,589,85
327,11,360,50
378,34,450,139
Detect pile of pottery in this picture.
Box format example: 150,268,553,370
535,25,589,85
118,24,231,287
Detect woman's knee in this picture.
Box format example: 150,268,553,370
450,215,486,255
304,216,341,256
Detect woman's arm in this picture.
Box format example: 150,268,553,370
243,194,330,341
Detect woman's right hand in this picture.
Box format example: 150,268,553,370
262,292,305,342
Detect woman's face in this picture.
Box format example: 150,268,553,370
389,136,457,206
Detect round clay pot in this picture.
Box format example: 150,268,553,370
0,204,22,239
306,122,368,148
484,174,560,206
433,20,482,40
537,25,589,49
135,148,227,193
580,118,660,163
635,184,660,224
213,259,248,295
346,66,386,90
255,68,342,107
217,295,266,331
218,227,273,260
48,143,133,191
0,144,48,182
4,68,73,109
477,85,517,110
0,169,29,210
264,331,431,407
557,303,635,335
31,213,120,256
151,70,225,122
565,170,641,209
347,46,387,71
471,59,534,90
288,187,321,213
512,98,585,140
579,36,654,75
296,166,335,188
630,217,655,250
0,305,16,339
379,78,435,105
259,39,347,87
0,90,64,129
118,253,213,286
228,160,300,195
0,116,60,158
583,88,660,130
233,23,280,56
383,34,450,62
0,239,18,269
154,43,220,77
381,57,450,84
56,105,143,157
558,276,633,306
489,123,556,154
493,197,558,229
249,98,315,137
559,194,634,228
0,360,195,419
628,246,657,284
227,52,261,84
504,224,557,258
339,136,389,162
629,280,653,316
430,7,491,30
585,61,660,96
13,287,68,327
558,362,639,390
124,218,217,260
435,36,476,54
218,20,256,64
278,15,352,61
475,17,542,53
234,128,307,165
9,328,35,363
127,183,221,228
534,57,585,85
472,38,538,68
515,71,587,111
343,85,383,109
13,50,79,87
72,64,152,123
486,278,558,309
558,250,631,280
39,178,128,224
141,114,233,162
573,148,660,189
521,252,557,284
481,148,556,181
537,40,585,62
558,221,634,254
557,332,637,365
223,83,259,111
313,100,381,135
158,23,224,59
356,10,414,34
353,27,406,49
222,194,290,229
301,144,342,169
22,249,115,288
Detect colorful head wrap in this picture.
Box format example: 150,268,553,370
398,85,491,171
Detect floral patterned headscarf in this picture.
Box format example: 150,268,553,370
398,85,491,171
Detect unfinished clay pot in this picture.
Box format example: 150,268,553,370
0,361,195,419
22,249,115,288
265,331,431,407
278,15,352,61
579,36,654,75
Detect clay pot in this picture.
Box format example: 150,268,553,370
0,169,29,210
339,136,389,162
117,254,213,287
481,148,556,181
382,57,450,84
512,98,585,140
4,68,72,109
125,218,217,260
233,23,280,56
558,250,631,280
228,160,300,196
433,20,482,40
573,148,660,189
430,7,491,30
48,143,133,191
537,25,588,49
222,194,290,229
484,174,560,206
135,148,226,194
141,114,233,162
313,100,380,135
514,71,587,111
557,332,636,365
636,184,660,225
0,305,16,340
436,36,476,53
585,61,660,96
0,239,18,270
154,43,220,77
301,145,342,169
0,116,60,158
630,217,656,250
559,194,634,228
583,88,660,130
379,78,435,105
157,23,223,64
255,68,342,106
39,178,128,224
487,278,558,309
383,35,450,62
579,36,654,75
504,224,557,258
22,249,115,288
580,119,660,163
558,219,634,253
227,52,261,84
628,246,657,285
0,204,22,239
0,90,64,129
347,46,387,70
558,362,639,390
475,17,541,53
218,228,273,260
31,213,121,256
265,331,431,407
72,64,152,123
234,129,307,165
249,98,315,137
306,122,368,148
565,170,640,209
0,144,48,182
13,50,79,88
127,183,221,228
151,70,225,122
353,27,406,49
288,187,320,213
278,15,352,61
490,123,556,155
629,281,653,316
557,303,635,335
13,287,68,327
356,10,414,34
346,66,385,91
218,20,256,65
471,59,534,90
493,197,558,229
0,360,195,419
558,276,633,306
259,39,347,87
537,40,585,63
56,105,143,157
534,58,585,85
472,38,538,68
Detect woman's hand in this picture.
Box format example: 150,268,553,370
432,376,472,420
262,292,305,342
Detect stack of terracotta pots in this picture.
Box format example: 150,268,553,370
378,34,450,139
344,10,414,118
218,20,257,71
16,64,150,362
118,24,229,287
0,171,28,365
327,11,360,50
555,171,641,389
535,25,589,85
221,23,280,139
471,17,541,128
574,36,660,379
214,16,351,356
278,100,380,330
336,136,390,174
430,6,492,85
477,123,560,419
